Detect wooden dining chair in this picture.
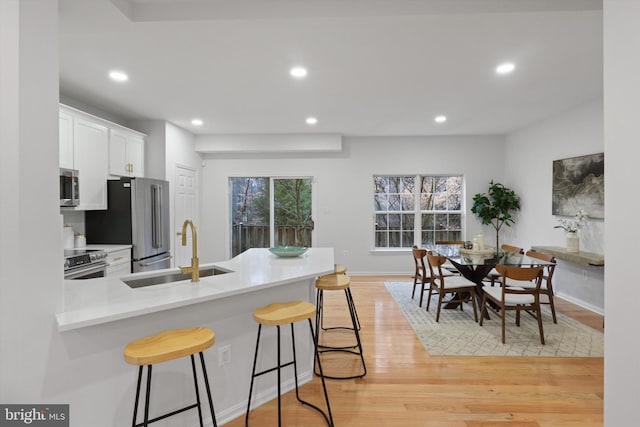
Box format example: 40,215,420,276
479,265,545,344
412,246,453,307
521,250,558,323
426,254,478,323
486,244,525,286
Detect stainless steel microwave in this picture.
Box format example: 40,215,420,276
60,168,79,207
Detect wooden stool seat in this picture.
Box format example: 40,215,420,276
315,274,350,291
253,301,316,326
124,327,215,366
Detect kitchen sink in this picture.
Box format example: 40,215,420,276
123,267,228,288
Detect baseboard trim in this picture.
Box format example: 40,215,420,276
556,292,604,315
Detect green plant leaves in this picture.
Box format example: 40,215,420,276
471,181,521,231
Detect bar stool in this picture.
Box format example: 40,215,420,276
314,273,366,380
124,327,218,427
246,301,334,427
318,265,360,331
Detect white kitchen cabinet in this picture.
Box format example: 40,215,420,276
109,129,145,177
106,248,132,278
59,110,74,169
74,116,109,210
59,104,147,210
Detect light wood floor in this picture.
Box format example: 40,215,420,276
228,276,604,427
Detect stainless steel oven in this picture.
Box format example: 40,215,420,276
64,249,108,279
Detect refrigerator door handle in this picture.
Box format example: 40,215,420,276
151,184,163,249
138,255,172,267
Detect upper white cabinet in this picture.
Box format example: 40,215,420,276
59,110,74,169
109,129,145,177
74,116,109,210
59,104,146,210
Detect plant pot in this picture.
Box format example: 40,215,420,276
566,232,579,253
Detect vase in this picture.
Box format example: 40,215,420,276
566,232,579,253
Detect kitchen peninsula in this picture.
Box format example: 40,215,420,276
55,248,334,426
57,247,334,330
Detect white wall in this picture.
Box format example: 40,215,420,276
200,135,505,273
504,99,604,312
604,0,640,425
0,0,63,401
165,121,203,267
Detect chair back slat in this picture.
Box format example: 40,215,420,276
496,265,544,297
501,244,524,255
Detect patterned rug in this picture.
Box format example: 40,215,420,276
384,282,604,357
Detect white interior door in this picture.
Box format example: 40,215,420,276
175,165,197,268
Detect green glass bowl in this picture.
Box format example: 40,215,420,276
269,246,308,257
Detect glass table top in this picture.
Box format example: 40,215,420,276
426,245,553,266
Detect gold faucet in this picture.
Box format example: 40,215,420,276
179,219,199,282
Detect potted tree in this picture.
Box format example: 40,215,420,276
471,181,521,252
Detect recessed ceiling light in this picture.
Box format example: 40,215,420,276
496,62,515,75
191,119,203,126
434,115,447,123
290,67,308,78
305,117,318,125
108,70,128,82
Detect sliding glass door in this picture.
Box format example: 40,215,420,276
230,177,314,257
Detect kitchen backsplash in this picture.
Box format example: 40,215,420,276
61,211,85,236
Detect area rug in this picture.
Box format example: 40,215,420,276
384,282,604,357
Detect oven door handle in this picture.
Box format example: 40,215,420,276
138,255,172,267
64,262,107,280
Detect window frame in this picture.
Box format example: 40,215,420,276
372,174,464,251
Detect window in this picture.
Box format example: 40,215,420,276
374,175,463,248
230,177,314,256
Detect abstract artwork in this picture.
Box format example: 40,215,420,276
552,153,604,219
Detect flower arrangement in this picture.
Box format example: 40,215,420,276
554,209,587,233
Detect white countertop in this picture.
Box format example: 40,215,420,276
56,248,335,331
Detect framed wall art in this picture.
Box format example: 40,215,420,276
552,152,604,219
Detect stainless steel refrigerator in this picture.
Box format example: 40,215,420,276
86,177,171,272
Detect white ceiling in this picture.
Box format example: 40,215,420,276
59,0,603,136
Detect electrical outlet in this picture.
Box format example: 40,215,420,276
582,270,588,281
343,250,349,257
218,345,231,366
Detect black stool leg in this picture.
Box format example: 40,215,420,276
276,325,282,427
317,288,325,330
346,288,366,377
290,320,334,426
132,366,143,427
347,287,362,331
308,318,334,427
143,364,152,427
245,324,262,427
190,354,204,427
199,352,218,427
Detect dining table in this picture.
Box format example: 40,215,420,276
427,244,554,319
